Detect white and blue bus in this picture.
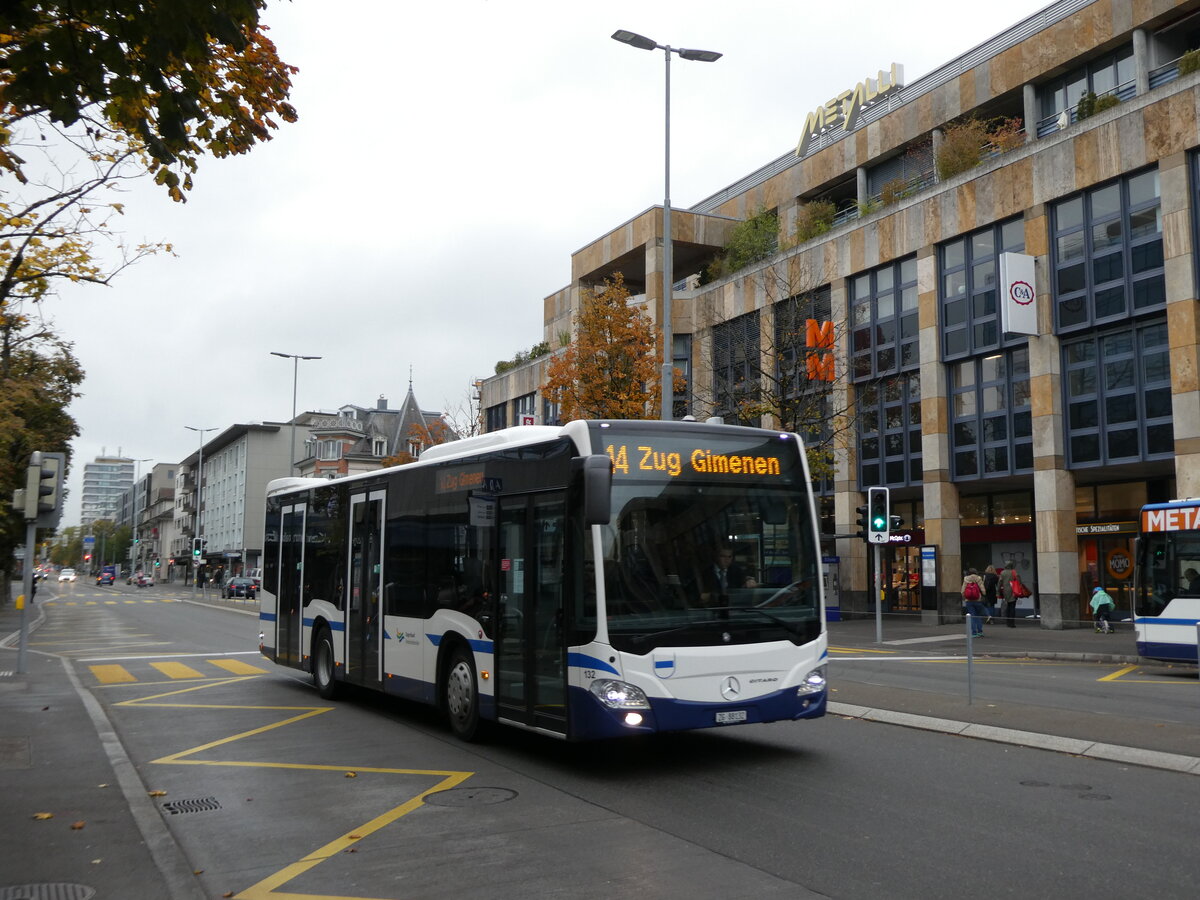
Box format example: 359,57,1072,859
1134,499,1200,664
260,419,827,741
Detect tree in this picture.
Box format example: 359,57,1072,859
1,0,298,200
443,380,484,440
542,272,675,421
381,415,457,467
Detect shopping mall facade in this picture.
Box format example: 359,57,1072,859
479,0,1200,628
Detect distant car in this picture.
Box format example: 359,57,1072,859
247,567,262,589
57,568,77,583
96,571,115,585
222,576,256,600
139,573,154,587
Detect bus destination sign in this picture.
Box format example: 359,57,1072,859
605,442,787,480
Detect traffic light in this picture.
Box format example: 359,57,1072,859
867,486,890,543
84,553,92,563
855,505,869,542
192,537,202,558
154,558,160,568
24,451,65,527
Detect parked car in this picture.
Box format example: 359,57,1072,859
57,568,77,583
127,571,153,587
247,567,262,589
222,576,256,600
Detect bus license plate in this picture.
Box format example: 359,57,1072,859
715,710,747,724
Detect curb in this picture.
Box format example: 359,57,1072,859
828,701,1200,775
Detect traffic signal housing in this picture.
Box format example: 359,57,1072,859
192,537,202,558
867,487,891,543
855,505,869,542
23,451,65,527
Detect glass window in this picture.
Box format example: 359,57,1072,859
949,347,1033,481
941,217,1025,359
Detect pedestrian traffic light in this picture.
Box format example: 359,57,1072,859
867,486,890,543
855,505,869,542
24,451,65,527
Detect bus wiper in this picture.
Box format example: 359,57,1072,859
704,606,807,640
629,624,703,647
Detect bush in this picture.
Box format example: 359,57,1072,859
880,177,910,206
988,116,1025,151
936,118,988,180
1092,94,1120,114
1075,90,1097,120
707,208,779,280
794,199,836,243
1180,48,1200,75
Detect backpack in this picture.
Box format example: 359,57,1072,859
963,580,981,601
1011,575,1031,598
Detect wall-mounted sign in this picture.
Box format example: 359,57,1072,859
795,64,904,157
999,252,1038,335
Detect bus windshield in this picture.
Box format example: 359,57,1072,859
589,423,821,653
1137,530,1200,616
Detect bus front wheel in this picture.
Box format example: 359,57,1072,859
313,626,338,700
444,646,480,741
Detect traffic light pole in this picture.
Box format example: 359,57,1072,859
17,514,35,674
874,542,883,644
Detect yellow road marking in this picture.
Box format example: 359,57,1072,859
115,678,473,900
829,645,896,655
1099,664,1138,682
209,658,269,675
151,661,206,679
90,664,136,684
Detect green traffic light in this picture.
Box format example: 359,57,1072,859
872,517,885,528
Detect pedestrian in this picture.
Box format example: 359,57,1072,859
961,567,987,637
1090,585,1115,633
999,564,1017,627
982,564,999,622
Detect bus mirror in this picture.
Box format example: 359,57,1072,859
581,455,612,525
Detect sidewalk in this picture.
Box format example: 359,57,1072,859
0,590,207,900
827,613,1200,773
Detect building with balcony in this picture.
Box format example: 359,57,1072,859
80,455,134,528
479,0,1200,628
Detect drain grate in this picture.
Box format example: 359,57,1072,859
0,885,96,900
162,796,221,815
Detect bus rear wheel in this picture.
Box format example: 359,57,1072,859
313,626,338,700
444,646,480,741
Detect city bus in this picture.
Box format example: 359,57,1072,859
1133,499,1200,663
259,419,828,741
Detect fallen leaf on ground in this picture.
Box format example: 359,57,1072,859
32,813,53,820
148,790,167,797
71,821,85,830
344,771,357,778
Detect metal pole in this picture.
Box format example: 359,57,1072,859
289,355,298,476
661,44,673,421
17,517,35,673
965,615,975,705
874,542,883,643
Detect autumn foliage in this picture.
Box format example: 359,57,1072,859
542,273,674,421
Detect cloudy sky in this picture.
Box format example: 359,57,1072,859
50,0,1055,526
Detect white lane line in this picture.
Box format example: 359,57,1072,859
884,634,969,645
76,650,265,662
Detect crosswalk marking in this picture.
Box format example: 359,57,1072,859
91,664,137,684
209,658,269,675
151,661,205,679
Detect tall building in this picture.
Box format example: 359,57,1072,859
480,0,1200,629
80,455,133,528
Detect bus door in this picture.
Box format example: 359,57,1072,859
496,492,567,735
278,502,306,667
346,489,385,688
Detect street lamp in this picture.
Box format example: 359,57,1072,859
129,457,151,576
271,351,322,476
612,29,721,420
185,426,216,593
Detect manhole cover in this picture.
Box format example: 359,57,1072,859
162,796,221,815
424,787,517,807
0,885,96,900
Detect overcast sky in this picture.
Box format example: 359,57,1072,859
51,0,1055,526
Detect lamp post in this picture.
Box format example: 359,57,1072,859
185,426,215,593
271,351,322,476
612,29,721,420
129,457,151,577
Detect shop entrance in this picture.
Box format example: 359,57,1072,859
1078,531,1135,624
883,542,922,613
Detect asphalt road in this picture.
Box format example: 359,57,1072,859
22,585,1200,899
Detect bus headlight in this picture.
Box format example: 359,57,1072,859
796,666,826,696
589,679,651,710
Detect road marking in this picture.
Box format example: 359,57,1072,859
151,661,206,679
114,679,474,900
90,664,136,684
883,634,968,645
78,650,264,662
209,658,269,675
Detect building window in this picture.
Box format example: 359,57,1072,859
1062,320,1173,467
317,440,343,461
850,257,918,380
775,287,834,493
857,373,922,488
950,348,1032,479
940,218,1025,359
1051,168,1163,334
372,439,386,456
712,310,760,426
672,333,692,420
852,257,921,489
542,397,560,427
408,440,421,458
485,403,507,433
512,392,536,425
1039,45,1135,130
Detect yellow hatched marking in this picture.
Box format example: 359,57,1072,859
209,658,269,675
116,678,473,900
143,599,158,604
90,664,136,684
151,661,205,679
104,600,117,605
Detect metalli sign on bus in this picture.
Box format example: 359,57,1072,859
999,252,1037,335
